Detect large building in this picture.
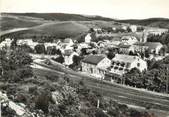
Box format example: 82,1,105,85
110,54,147,76
132,42,163,55
82,55,111,78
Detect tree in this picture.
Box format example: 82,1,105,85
35,89,51,113
129,51,135,56
144,49,150,58
1,48,33,82
19,44,34,53
52,55,64,64
124,68,143,87
127,27,132,32
34,44,46,54
10,38,17,49
107,48,115,59
46,46,57,55
72,55,81,66
80,48,88,56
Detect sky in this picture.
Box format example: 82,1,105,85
0,0,169,19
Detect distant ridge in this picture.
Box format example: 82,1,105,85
117,18,169,28
2,12,169,28
1,12,115,21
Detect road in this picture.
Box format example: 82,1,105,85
32,61,169,115
0,28,30,37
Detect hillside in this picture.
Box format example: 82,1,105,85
0,16,43,31
118,18,169,28
11,21,89,39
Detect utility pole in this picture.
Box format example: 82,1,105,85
97,74,104,109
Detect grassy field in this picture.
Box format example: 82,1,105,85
13,21,89,39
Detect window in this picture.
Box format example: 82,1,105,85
90,68,93,73
137,63,140,67
0,68,2,76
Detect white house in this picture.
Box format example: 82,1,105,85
118,44,134,54
110,54,147,75
64,51,79,66
17,39,38,49
121,36,138,45
132,42,163,55
0,38,13,49
144,42,163,54
85,33,92,43
82,55,111,78
130,25,137,32
63,38,74,47
122,25,127,31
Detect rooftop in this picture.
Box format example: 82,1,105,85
82,54,106,65
112,54,139,63
118,43,131,48
63,38,72,43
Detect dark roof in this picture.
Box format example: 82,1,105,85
82,55,106,65
133,42,146,46
118,43,131,48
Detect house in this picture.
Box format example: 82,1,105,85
93,28,102,32
118,43,134,54
82,55,111,78
130,25,137,32
121,36,138,45
110,54,147,76
132,42,149,53
132,42,163,55
85,33,92,43
17,39,38,49
144,42,163,54
122,25,127,31
0,38,13,49
64,50,79,66
63,38,74,47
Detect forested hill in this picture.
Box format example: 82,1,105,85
2,13,169,28
118,18,169,29
1,13,115,21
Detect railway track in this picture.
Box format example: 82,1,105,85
32,62,169,112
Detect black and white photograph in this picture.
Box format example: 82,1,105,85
0,0,169,116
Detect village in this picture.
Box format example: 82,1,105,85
1,21,169,117
0,24,168,82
